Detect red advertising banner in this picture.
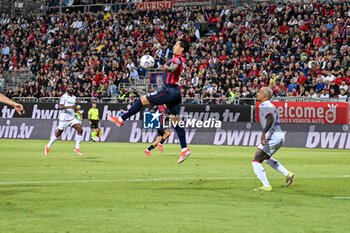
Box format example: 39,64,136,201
256,101,349,124
136,1,173,10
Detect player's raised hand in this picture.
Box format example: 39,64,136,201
13,103,25,115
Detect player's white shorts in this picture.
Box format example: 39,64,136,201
257,132,285,156
58,118,81,130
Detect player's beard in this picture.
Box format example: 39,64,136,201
67,89,73,95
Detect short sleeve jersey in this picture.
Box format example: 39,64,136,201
88,108,99,120
259,100,282,137
59,93,76,121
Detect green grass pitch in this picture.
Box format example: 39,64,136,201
0,139,349,233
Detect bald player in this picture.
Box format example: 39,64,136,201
252,87,294,191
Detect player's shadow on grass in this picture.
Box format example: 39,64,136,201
75,156,103,163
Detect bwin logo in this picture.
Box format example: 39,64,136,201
143,110,161,129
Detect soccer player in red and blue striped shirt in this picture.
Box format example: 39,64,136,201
108,39,191,163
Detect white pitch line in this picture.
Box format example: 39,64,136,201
0,175,349,186
0,171,203,174
331,197,350,200
0,177,238,185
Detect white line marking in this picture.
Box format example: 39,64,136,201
0,171,199,174
0,171,349,176
0,175,349,186
331,197,350,200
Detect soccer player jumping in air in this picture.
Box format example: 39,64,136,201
252,87,294,191
108,39,191,163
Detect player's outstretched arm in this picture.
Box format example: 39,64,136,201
0,93,25,115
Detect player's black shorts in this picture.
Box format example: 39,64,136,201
90,120,99,129
146,86,181,115
157,127,165,136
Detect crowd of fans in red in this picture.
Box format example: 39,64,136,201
1,1,350,103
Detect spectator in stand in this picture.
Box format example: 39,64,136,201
338,89,348,100
320,89,330,99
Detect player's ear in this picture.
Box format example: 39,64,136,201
178,45,183,52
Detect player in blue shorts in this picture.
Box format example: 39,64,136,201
108,39,191,163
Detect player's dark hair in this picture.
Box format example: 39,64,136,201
179,39,190,53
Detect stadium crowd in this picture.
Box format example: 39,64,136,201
1,1,350,103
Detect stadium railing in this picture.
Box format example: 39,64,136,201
10,96,350,104
7,96,350,122
11,97,100,103
3,70,33,92
271,97,348,103
11,97,39,103
44,0,259,14
45,2,132,14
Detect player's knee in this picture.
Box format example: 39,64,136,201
170,115,179,123
253,149,269,163
140,96,149,105
55,130,62,137
265,158,277,166
164,130,171,137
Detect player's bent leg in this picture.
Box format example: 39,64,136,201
140,95,150,105
108,96,149,127
97,127,103,138
158,130,171,152
91,128,97,141
252,149,272,191
253,148,271,163
168,105,191,164
152,136,162,147
263,136,294,186
265,158,288,175
145,137,162,156
173,122,190,163
45,129,63,156
163,129,171,140
72,123,83,156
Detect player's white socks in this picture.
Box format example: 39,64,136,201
48,135,58,148
252,161,271,187
181,147,188,152
265,158,289,176
75,134,83,149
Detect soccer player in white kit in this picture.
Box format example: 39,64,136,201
252,87,294,191
45,84,84,156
